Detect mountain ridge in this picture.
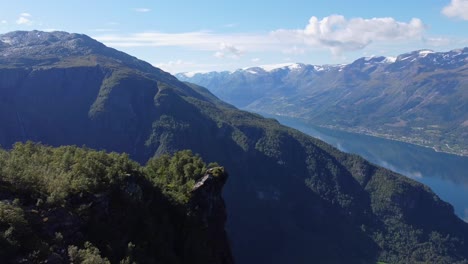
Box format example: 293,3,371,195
1,31,468,264
176,47,468,156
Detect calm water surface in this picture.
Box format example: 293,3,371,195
270,115,468,222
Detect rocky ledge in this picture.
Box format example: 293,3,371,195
184,167,233,264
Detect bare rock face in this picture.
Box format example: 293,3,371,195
191,167,228,224
184,167,233,264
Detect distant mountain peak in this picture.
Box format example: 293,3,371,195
262,62,305,72
176,46,468,156
177,47,467,81
0,30,94,46
383,56,397,63
242,62,305,73
418,49,434,57
361,56,396,64
396,49,436,61
0,30,174,80
179,71,209,78
0,30,105,58
352,56,396,66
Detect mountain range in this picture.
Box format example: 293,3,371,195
177,49,468,156
1,31,468,264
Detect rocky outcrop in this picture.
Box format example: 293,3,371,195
191,168,228,225
184,167,233,264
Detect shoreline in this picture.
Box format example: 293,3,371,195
257,112,468,158
317,125,468,157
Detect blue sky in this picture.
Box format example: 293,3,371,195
0,0,467,73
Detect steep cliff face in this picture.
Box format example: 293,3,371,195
185,168,233,264
1,31,468,264
0,65,162,161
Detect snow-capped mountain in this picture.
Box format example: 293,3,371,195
177,48,468,156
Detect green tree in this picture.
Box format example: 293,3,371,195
145,150,208,203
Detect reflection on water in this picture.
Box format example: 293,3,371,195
270,115,468,221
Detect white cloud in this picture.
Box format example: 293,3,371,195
1,20,7,24
272,15,426,55
134,8,151,13
442,0,468,20
251,58,261,62
214,42,243,58
94,31,270,52
94,15,428,58
16,17,30,25
16,13,33,25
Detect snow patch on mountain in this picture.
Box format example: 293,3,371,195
314,65,325,71
180,71,208,78
177,47,467,77
0,38,12,45
258,62,297,72
246,70,259,74
287,63,303,70
419,50,434,57
384,57,397,63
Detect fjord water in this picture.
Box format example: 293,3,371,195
269,115,468,222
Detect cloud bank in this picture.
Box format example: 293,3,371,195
272,15,425,54
95,15,427,58
442,0,468,20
